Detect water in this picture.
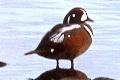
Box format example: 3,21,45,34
0,0,120,80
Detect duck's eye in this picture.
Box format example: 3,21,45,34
72,14,76,17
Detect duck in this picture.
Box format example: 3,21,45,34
25,7,94,69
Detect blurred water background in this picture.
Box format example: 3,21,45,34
0,0,120,80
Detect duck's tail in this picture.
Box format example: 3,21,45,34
25,50,36,55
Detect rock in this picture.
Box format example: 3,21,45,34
93,77,115,80
0,61,7,67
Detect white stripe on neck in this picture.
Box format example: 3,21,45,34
60,24,81,33
84,25,93,40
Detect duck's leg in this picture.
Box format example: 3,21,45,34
56,59,59,69
70,59,74,69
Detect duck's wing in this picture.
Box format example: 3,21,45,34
49,24,81,43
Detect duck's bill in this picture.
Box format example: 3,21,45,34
87,17,94,22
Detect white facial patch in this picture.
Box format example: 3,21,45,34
72,14,75,17
51,48,54,53
50,24,81,43
68,35,71,38
84,25,93,39
67,16,70,24
80,9,87,21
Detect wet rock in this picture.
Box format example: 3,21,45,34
93,77,115,80
0,61,7,67
29,68,89,80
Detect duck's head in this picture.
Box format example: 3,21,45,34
63,7,94,24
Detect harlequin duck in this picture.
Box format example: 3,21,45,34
25,7,94,69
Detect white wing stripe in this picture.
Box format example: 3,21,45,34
50,24,81,43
